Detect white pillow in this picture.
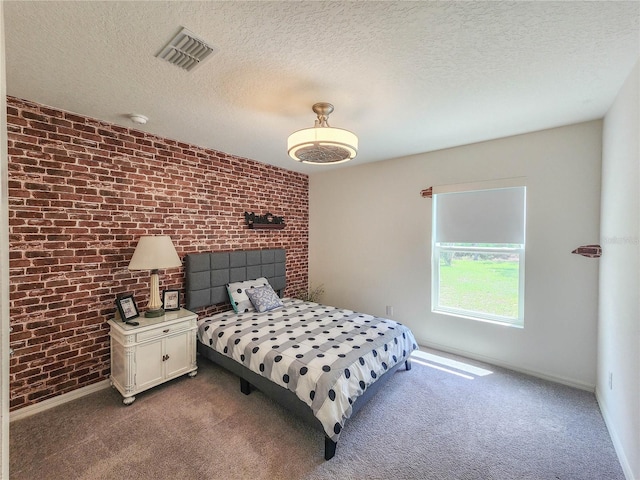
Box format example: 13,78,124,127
245,284,283,313
227,277,270,313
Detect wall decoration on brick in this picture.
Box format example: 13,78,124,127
6,96,309,411
244,212,285,229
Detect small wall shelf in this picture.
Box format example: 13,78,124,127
244,212,285,230
248,223,285,230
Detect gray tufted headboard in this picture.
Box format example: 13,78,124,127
185,249,286,311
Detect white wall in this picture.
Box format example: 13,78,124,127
310,121,602,389
598,60,639,480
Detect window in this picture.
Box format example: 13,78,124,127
432,179,526,327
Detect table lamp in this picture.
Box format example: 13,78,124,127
128,235,182,317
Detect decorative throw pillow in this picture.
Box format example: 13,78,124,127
245,284,283,313
227,277,270,313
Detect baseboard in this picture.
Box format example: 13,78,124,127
10,379,111,423
596,387,635,480
418,340,595,392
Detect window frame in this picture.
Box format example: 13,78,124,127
431,179,526,328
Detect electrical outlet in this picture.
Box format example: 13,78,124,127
608,372,613,390
385,305,394,317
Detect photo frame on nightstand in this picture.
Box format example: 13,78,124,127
116,293,139,321
163,289,180,311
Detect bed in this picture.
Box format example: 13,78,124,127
185,249,417,460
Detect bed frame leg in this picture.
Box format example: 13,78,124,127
324,436,337,460
240,378,252,395
405,359,412,371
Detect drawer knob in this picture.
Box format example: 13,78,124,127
163,329,170,333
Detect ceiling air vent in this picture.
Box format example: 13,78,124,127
156,27,217,72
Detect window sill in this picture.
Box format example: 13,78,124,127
432,308,524,329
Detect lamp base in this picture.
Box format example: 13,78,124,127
145,308,165,318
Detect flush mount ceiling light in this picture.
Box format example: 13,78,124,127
287,103,358,165
129,114,148,125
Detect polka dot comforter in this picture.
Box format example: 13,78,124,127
197,298,418,443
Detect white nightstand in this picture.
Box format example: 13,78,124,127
108,308,198,405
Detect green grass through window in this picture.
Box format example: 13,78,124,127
439,256,519,318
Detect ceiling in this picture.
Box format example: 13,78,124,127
4,1,639,175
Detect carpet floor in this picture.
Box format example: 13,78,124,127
10,348,623,480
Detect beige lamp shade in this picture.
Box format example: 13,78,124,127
128,236,181,317
128,235,181,271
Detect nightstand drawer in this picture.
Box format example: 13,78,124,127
136,320,193,342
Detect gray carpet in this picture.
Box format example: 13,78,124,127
10,349,623,480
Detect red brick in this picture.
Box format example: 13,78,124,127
7,95,309,411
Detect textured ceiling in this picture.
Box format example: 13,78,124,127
4,1,639,174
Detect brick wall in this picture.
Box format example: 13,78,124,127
6,96,309,411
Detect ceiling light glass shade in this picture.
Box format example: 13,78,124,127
288,127,358,165
287,103,358,165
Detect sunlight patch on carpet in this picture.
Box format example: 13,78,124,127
411,350,494,379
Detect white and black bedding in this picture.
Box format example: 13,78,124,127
197,298,418,445
185,249,418,459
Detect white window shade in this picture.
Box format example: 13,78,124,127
434,185,526,245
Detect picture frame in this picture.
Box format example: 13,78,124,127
116,293,139,321
163,289,180,311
